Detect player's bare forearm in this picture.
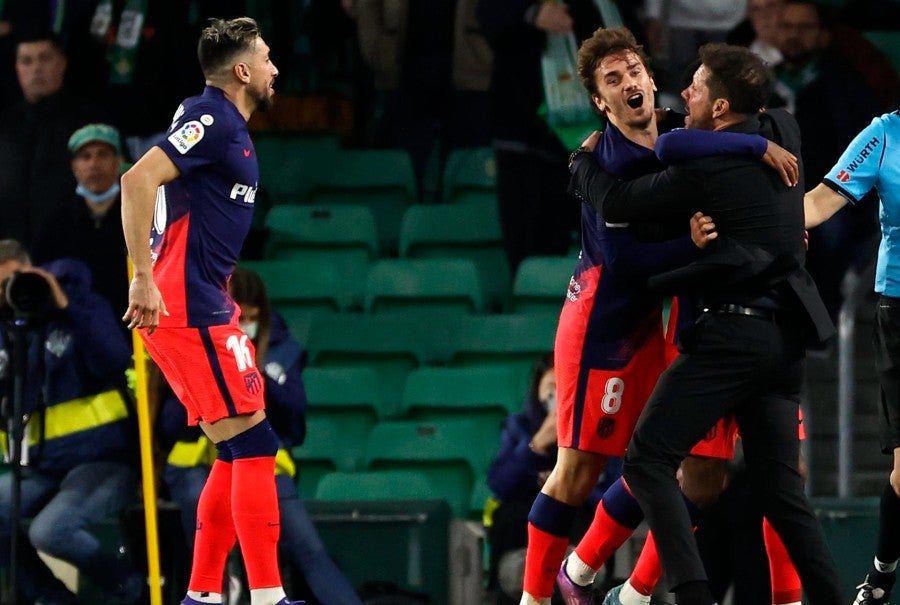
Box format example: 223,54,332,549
121,171,156,275
804,182,849,229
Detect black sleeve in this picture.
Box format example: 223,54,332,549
568,153,700,223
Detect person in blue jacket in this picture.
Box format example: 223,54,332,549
158,266,362,605
485,352,622,604
0,239,142,605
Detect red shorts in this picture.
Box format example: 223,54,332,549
688,416,739,458
555,286,667,455
142,323,266,424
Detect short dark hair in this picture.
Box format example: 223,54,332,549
0,240,31,265
15,30,65,54
197,17,261,78
577,27,652,97
698,43,773,115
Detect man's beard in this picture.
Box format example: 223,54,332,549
251,86,274,112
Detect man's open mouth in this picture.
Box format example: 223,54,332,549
627,93,644,109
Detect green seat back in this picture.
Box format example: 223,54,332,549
254,133,340,205
447,313,558,388
401,366,523,424
264,204,378,270
364,419,501,517
239,258,357,313
399,203,510,310
293,416,369,497
303,366,382,423
306,315,438,416
441,146,496,205
304,149,418,252
364,258,485,318
314,469,437,501
510,255,573,315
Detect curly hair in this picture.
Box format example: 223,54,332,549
577,27,652,98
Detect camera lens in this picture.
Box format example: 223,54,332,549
5,272,52,317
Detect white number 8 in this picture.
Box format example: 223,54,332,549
601,377,625,414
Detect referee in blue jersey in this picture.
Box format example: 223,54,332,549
806,110,900,605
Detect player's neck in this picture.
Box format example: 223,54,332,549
616,120,658,150
210,81,252,122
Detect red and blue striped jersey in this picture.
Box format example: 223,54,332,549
152,86,259,328
567,119,698,369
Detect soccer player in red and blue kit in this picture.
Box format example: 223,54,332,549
519,28,802,605
121,17,302,605
519,27,736,605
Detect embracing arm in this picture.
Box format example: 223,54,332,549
657,129,798,187
657,129,767,163
569,152,697,222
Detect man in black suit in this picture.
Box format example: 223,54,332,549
568,43,841,605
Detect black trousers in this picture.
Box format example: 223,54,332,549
623,311,843,605
874,294,900,453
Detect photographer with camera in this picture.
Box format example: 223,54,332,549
0,239,143,605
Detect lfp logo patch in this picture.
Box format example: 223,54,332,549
167,120,205,154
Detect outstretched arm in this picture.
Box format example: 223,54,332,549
805,183,850,229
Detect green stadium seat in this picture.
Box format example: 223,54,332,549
441,146,496,206
254,133,341,206
238,259,359,343
239,258,356,313
314,469,437,501
446,313,558,390
510,255,574,315
303,366,382,424
302,149,418,252
364,419,502,517
364,258,485,318
292,416,369,497
398,203,511,311
306,315,440,416
278,308,335,345
400,366,523,426
264,204,379,269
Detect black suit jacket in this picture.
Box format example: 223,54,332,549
568,108,834,343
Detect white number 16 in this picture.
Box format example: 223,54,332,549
226,334,254,371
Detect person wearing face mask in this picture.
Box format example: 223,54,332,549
156,266,364,605
32,123,129,319
485,353,622,604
